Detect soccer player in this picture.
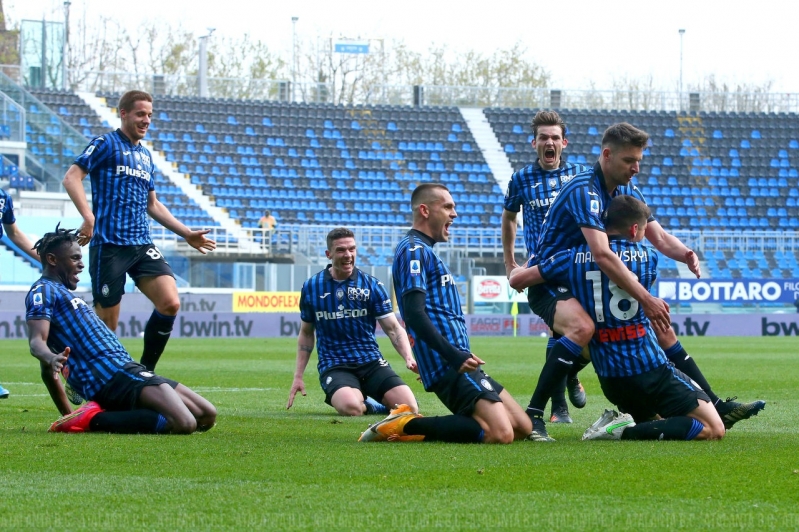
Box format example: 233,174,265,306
502,110,589,424
1,187,40,398
62,90,216,373
523,122,761,440
511,196,733,441
287,227,419,416
26,225,216,434
360,184,532,444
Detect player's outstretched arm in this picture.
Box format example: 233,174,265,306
378,313,418,373
644,220,701,278
582,227,671,331
501,210,521,278
62,164,94,246
287,320,315,409
27,319,72,415
4,222,40,262
147,192,216,254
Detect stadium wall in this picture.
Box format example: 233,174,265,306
0,292,799,339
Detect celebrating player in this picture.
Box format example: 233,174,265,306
502,110,589,425
360,184,532,444
26,225,216,434
62,90,216,374
522,122,763,441
1,187,40,399
288,227,419,417
511,196,760,441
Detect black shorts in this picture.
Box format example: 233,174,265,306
92,362,179,411
89,243,175,308
598,364,711,422
319,359,406,405
527,282,575,330
430,368,504,417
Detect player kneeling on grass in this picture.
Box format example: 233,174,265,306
510,196,752,441
26,225,216,434
287,227,419,417
359,184,532,444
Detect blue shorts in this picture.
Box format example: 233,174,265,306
319,359,405,405
90,244,174,308
430,368,504,416
92,362,178,411
598,364,711,422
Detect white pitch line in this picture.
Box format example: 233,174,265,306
3,387,278,396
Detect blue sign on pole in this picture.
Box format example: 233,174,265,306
334,40,370,54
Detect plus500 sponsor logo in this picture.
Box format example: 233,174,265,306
315,308,368,320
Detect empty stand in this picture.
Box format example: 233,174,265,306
484,108,799,277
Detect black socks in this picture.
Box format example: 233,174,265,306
141,310,176,371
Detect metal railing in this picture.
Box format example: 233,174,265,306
0,71,91,191
149,224,799,262
6,64,798,113
0,91,25,142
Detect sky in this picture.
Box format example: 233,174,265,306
7,0,799,93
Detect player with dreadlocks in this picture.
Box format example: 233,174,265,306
26,224,216,434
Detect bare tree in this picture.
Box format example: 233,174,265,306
688,75,776,113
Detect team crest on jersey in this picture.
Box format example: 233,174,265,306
336,288,344,300
410,260,421,276
480,378,494,392
0,198,5,211
101,284,110,297
590,199,600,214
548,178,557,188
33,292,43,306
347,287,371,301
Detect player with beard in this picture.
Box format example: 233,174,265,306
510,196,735,442
360,184,532,444
522,123,765,441
502,110,589,426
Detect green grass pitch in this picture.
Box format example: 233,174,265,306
1,336,797,530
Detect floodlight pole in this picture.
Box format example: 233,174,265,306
292,16,299,103
679,29,685,111
198,28,215,98
63,1,71,89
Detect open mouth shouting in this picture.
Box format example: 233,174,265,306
543,146,557,165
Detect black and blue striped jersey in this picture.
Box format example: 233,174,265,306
532,162,651,265
300,265,394,374
25,277,133,400
74,129,155,246
392,229,469,390
504,160,588,257
539,236,667,378
0,188,14,237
